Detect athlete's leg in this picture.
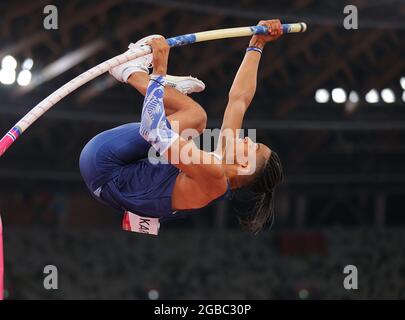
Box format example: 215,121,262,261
128,72,207,135
79,122,150,195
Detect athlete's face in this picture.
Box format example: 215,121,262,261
234,136,271,174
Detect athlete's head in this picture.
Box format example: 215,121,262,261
228,136,284,233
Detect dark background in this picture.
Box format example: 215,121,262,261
0,0,404,299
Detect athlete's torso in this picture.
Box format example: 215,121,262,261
79,123,232,220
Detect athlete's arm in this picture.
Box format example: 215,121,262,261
216,19,282,155
140,37,227,196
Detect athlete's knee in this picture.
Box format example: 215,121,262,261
192,102,207,133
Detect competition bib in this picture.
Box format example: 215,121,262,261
122,211,160,236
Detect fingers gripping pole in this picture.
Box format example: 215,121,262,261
0,23,306,157
167,23,307,47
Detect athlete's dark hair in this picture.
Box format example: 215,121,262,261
239,151,284,234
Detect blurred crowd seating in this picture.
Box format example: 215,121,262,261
3,227,405,299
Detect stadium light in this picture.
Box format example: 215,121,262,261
148,289,159,300
22,58,34,71
381,88,395,103
331,88,346,103
365,89,379,103
400,77,405,90
348,91,359,103
1,55,17,70
315,89,329,103
0,68,16,85
345,91,360,114
298,289,309,299
17,70,32,86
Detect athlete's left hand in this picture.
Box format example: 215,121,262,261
148,36,170,76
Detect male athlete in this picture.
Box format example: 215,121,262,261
79,19,284,234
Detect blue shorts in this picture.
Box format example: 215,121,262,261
79,123,180,218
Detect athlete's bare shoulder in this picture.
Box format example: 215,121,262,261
171,171,228,211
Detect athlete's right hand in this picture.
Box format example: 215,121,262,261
250,19,283,49
148,37,170,76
